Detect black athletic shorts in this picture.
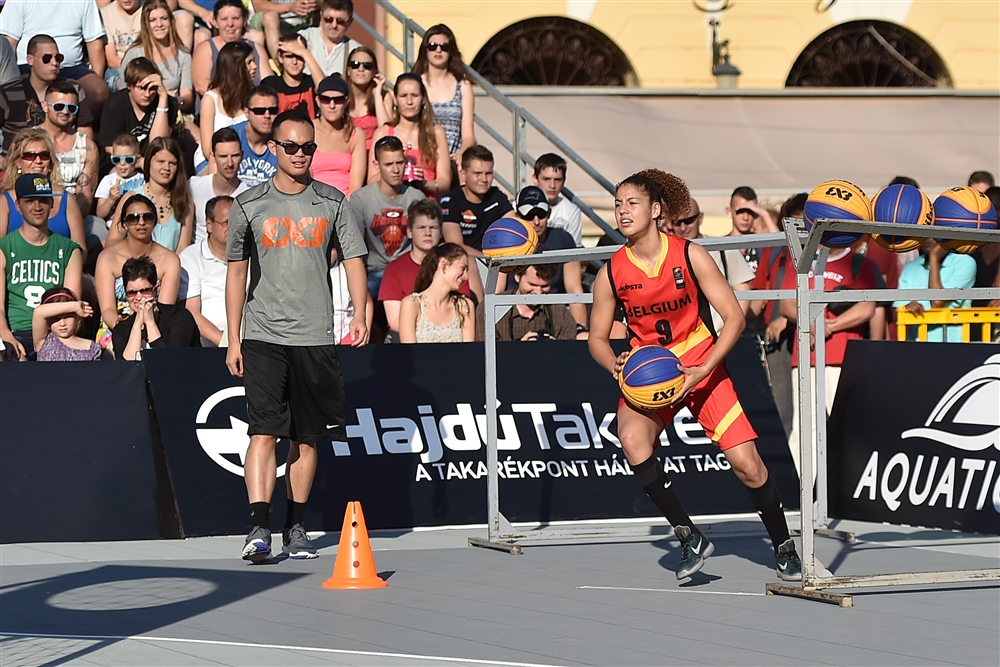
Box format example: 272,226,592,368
241,339,347,442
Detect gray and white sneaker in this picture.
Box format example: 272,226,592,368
775,539,802,581
283,523,318,559
675,525,715,580
242,526,272,563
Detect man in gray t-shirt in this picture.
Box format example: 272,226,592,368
225,111,369,564
349,135,425,296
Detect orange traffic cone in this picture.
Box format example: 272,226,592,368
322,501,388,590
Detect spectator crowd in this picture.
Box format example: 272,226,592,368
0,0,997,433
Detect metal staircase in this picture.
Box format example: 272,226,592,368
353,0,623,242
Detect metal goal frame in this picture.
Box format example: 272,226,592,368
765,218,1000,607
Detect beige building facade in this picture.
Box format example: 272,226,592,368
383,0,999,90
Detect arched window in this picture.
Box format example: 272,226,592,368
471,17,637,87
787,20,951,87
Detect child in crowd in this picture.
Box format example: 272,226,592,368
31,287,102,362
260,32,323,118
95,134,146,224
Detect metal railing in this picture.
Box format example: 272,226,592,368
353,0,624,242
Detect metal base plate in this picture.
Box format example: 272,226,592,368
766,583,854,608
468,537,522,555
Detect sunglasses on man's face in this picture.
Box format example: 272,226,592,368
273,140,318,156
125,286,155,298
124,212,156,225
248,106,279,116
48,102,79,115
675,212,702,226
111,155,138,166
318,94,347,106
22,151,51,162
40,53,65,65
322,15,351,26
349,60,374,71
426,41,452,53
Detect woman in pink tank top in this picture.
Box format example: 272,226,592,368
346,46,390,152
312,75,367,196
367,73,451,200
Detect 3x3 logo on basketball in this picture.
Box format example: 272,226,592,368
261,216,329,248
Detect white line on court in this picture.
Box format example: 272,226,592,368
578,585,765,596
0,632,565,667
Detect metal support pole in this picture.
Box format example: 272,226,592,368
513,108,527,193
402,18,414,71
796,268,816,583
813,248,829,533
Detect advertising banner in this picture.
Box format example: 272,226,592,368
829,342,1000,535
143,339,796,536
0,362,160,543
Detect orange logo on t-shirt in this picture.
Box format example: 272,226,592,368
262,217,329,248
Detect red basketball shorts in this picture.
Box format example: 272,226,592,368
619,364,757,451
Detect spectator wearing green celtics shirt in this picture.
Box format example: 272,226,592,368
0,174,82,360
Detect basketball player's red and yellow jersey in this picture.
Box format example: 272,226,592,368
609,233,716,367
609,233,757,450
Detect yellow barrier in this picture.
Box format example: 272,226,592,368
896,307,1000,342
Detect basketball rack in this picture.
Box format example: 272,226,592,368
469,232,821,555
766,218,1000,607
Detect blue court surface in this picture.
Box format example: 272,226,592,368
2,519,997,666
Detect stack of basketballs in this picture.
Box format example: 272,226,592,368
803,179,998,254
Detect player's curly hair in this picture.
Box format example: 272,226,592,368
638,169,690,223
617,169,690,223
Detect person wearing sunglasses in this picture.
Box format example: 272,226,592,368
345,46,388,151
95,134,147,223
113,254,199,361
0,173,83,361
225,109,370,563
40,81,99,221
673,195,754,335
260,32,323,118
312,75,366,196
298,0,361,78
95,194,180,333
233,85,280,187
0,1,110,121
8,35,96,141
0,129,87,259
510,185,588,332
411,24,475,162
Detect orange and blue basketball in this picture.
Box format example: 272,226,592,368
871,184,934,253
618,345,685,410
803,180,873,248
482,218,538,273
932,187,997,255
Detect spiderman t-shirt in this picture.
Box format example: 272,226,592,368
348,182,426,272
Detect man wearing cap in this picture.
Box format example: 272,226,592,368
674,196,754,334
513,185,588,332
0,174,83,360
441,144,512,257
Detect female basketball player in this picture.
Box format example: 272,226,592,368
589,169,801,582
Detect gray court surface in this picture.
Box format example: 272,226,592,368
2,519,997,667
